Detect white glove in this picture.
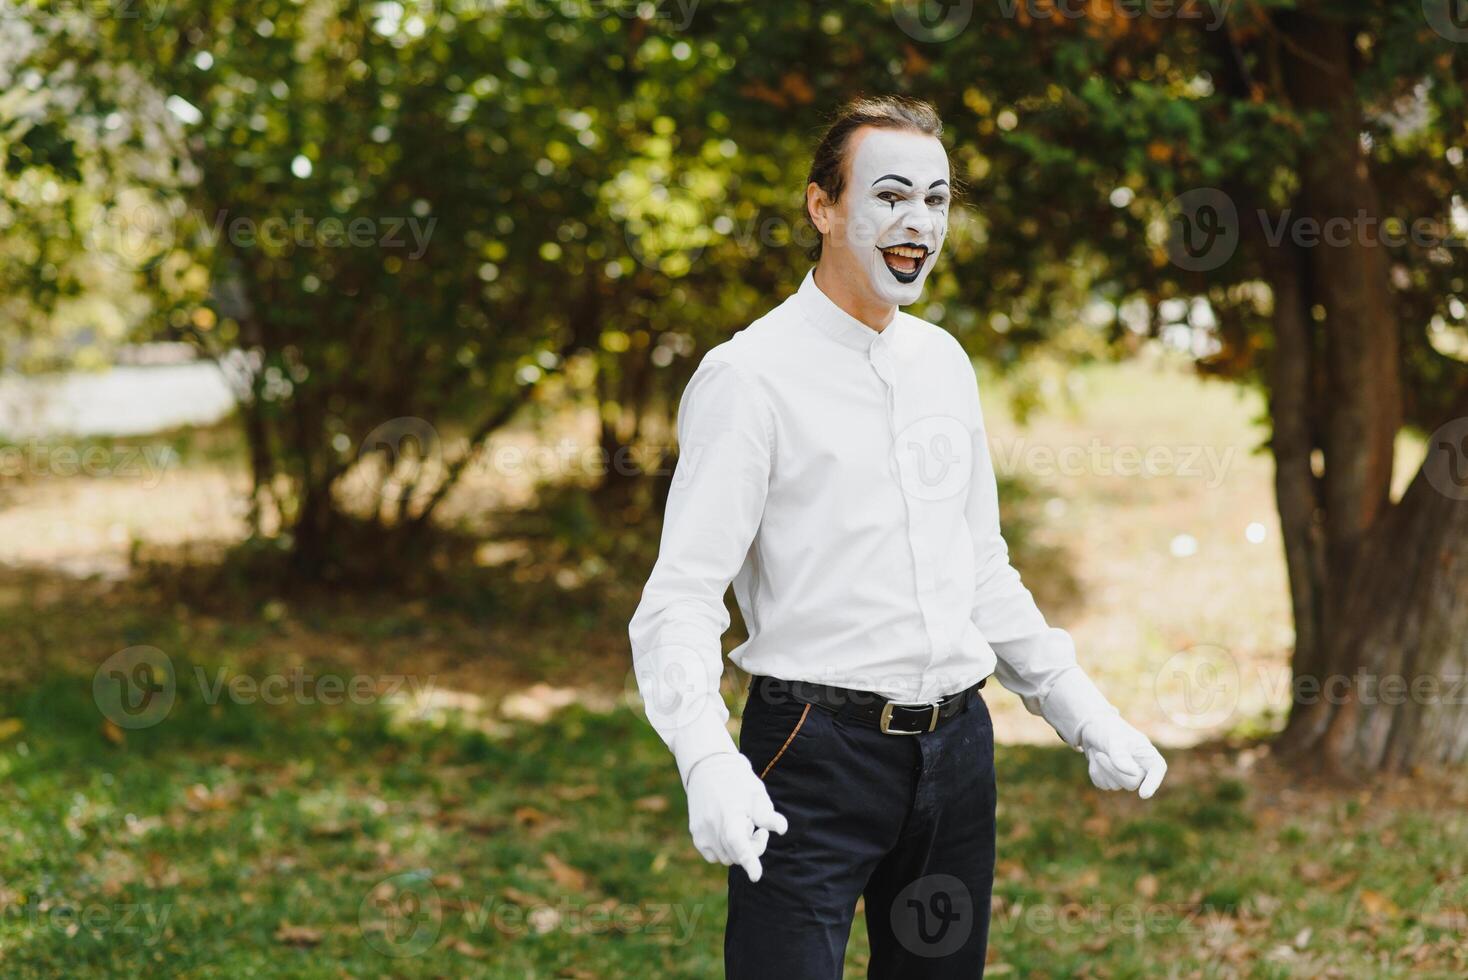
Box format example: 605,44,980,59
683,752,788,881
1029,667,1165,799
1076,714,1167,799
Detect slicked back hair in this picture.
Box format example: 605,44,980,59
804,96,945,261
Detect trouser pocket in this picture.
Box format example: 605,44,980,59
739,690,816,781
756,701,811,780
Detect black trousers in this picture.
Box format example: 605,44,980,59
725,676,997,979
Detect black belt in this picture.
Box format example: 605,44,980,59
749,674,987,735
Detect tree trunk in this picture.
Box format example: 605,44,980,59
1263,13,1468,772
1314,452,1468,770
1260,228,1328,696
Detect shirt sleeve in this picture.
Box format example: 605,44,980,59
963,368,1114,749
628,355,774,786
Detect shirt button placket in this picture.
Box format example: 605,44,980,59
872,337,939,690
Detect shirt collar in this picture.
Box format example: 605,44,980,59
795,269,900,353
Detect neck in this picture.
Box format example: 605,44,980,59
813,262,896,332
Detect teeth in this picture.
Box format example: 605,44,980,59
881,245,927,259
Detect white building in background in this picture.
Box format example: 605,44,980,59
0,343,238,438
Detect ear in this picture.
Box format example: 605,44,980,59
806,181,834,237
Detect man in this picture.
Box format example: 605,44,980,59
629,96,1166,979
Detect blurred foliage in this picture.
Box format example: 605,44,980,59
0,10,188,367
2,1,1466,572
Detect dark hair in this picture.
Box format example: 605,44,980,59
804,96,945,261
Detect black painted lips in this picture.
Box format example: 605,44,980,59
880,243,929,284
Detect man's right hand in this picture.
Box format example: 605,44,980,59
684,752,788,882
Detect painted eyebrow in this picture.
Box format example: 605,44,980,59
871,174,913,187
928,179,950,190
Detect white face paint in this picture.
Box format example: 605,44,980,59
839,128,951,307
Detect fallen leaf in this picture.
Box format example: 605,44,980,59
101,720,125,745
451,937,486,958
1070,868,1100,890
0,718,24,741
446,813,506,836
996,860,1026,882
514,806,549,827
542,853,590,892
308,821,358,839
634,795,668,813
185,783,238,812
1358,889,1400,919
1136,874,1159,899
273,923,323,947
501,887,543,907
1296,862,1328,883
146,852,182,888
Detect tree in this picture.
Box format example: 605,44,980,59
0,6,183,371
1230,11,1468,772
12,1,816,573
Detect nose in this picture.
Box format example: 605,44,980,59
903,200,935,241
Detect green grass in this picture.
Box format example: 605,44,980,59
0,358,1463,976
1,656,1466,978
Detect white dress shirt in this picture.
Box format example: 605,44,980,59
630,270,1110,784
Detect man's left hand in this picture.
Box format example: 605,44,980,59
1078,716,1166,799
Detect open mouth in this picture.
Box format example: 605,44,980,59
879,243,930,284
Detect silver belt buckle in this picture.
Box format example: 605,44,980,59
879,700,940,735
